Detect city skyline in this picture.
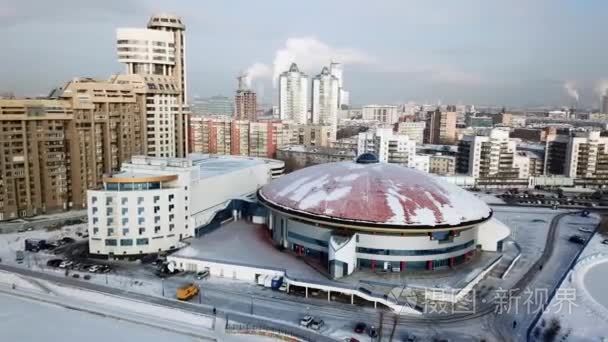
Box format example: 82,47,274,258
2,0,608,107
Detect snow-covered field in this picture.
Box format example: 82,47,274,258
534,228,608,341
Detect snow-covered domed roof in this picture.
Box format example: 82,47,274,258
258,161,492,229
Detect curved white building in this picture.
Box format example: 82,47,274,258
258,154,509,278
87,154,284,258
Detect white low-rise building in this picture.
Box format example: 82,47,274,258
87,154,284,257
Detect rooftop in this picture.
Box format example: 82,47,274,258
259,161,492,228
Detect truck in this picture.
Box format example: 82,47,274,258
271,276,283,290
176,283,199,301
263,275,273,288
16,251,24,263
25,239,46,252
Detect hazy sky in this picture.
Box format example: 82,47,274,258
1,0,608,107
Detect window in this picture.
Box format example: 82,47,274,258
138,217,145,225
92,217,98,224
92,196,97,204
120,239,133,246
122,218,128,226
107,218,114,226
93,227,99,234
105,239,117,246
136,238,149,246
169,204,175,212
138,207,144,215
122,228,129,235
169,224,174,231
169,214,174,221
121,197,128,205
154,206,160,214
154,226,161,233
92,207,98,214
122,208,128,216
106,197,113,205
106,207,113,215
155,216,160,223
139,227,145,235
169,194,174,201
154,195,160,203
138,197,144,205
287,232,328,248
107,228,114,236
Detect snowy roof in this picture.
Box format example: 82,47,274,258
259,161,492,228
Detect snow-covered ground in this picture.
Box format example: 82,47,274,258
533,225,608,341
472,192,506,204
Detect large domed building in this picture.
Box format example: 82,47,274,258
258,154,510,278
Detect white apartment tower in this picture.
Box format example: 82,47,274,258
457,128,519,179
279,63,308,124
330,62,350,108
312,67,339,142
116,14,189,158
357,128,417,167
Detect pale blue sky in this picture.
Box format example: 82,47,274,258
1,0,607,107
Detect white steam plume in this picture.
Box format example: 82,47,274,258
243,37,370,87
563,81,579,102
244,63,272,89
595,79,608,97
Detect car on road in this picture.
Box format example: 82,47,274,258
72,274,80,279
569,235,586,244
58,260,73,269
354,322,366,333
299,315,313,327
83,275,92,280
310,319,324,330
46,259,63,267
578,227,594,233
368,326,378,338
176,283,199,301
59,237,76,245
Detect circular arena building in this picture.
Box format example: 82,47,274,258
258,154,510,278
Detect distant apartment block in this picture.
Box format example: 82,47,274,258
424,109,457,145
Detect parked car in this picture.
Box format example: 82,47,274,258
196,270,210,280
299,315,313,327
100,265,111,273
311,319,324,330
569,235,586,244
15,251,24,264
60,237,76,244
368,326,378,338
578,227,593,233
72,274,80,279
88,265,102,273
354,322,366,334
83,275,92,280
58,260,73,269
46,259,63,267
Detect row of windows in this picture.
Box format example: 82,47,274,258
287,231,328,248
105,238,149,246
356,240,475,256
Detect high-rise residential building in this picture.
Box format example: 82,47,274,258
563,131,608,179
424,109,457,145
311,67,339,142
396,121,426,145
456,128,520,179
116,14,189,158
278,63,308,124
362,105,398,124
329,62,350,108
235,74,257,121
357,128,416,166
0,78,145,220
601,90,608,114
191,95,233,116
